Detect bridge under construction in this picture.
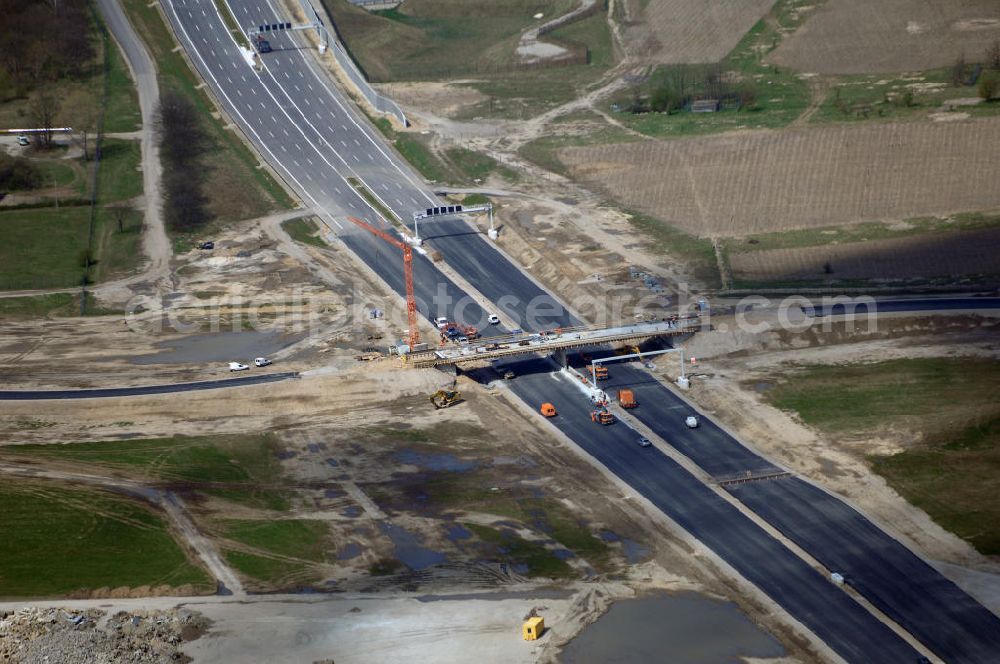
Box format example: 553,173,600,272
405,318,700,368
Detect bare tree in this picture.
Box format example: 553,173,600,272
30,93,60,148
111,205,132,233
988,40,1000,70
980,73,999,101
950,53,967,87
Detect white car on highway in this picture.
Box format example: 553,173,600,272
685,415,699,429
228,362,250,372
488,314,501,325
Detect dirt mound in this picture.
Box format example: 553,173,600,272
0,607,209,664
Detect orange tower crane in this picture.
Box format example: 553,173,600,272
347,216,420,350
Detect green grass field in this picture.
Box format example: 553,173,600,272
328,0,613,120
0,480,212,597
326,0,576,81
765,358,1000,435
282,217,327,247
222,551,313,585
220,520,329,561
0,138,150,290
1,434,291,510
763,358,1000,555
217,520,328,585
0,207,92,290
0,293,76,318
873,417,1000,555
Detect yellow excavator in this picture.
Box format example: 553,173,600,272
430,389,463,409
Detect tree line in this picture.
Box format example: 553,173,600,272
158,90,211,233
0,0,94,100
627,64,757,115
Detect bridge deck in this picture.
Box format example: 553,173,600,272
407,319,699,367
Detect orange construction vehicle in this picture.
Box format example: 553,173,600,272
591,409,615,425
618,389,637,409
540,403,557,417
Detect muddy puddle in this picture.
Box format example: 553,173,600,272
559,592,785,664
380,522,447,570
130,330,304,365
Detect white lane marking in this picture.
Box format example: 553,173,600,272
268,130,275,138
164,0,344,230
282,128,289,136
258,11,437,209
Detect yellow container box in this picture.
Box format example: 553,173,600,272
523,616,545,641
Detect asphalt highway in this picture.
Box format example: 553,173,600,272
731,478,1000,663
578,354,1000,663
96,0,1000,659
0,372,298,400
491,358,920,663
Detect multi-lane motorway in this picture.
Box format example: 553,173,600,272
87,0,1000,660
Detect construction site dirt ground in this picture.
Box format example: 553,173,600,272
0,361,824,662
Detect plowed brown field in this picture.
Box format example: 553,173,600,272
559,117,1000,236
768,0,1000,74
729,227,1000,281
621,0,776,64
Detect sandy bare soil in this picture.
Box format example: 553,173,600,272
728,225,1000,281
768,0,1000,74
559,116,1000,236
620,0,776,65
0,213,415,390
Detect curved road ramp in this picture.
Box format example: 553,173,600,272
0,372,298,400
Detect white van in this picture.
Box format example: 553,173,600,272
229,362,249,372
